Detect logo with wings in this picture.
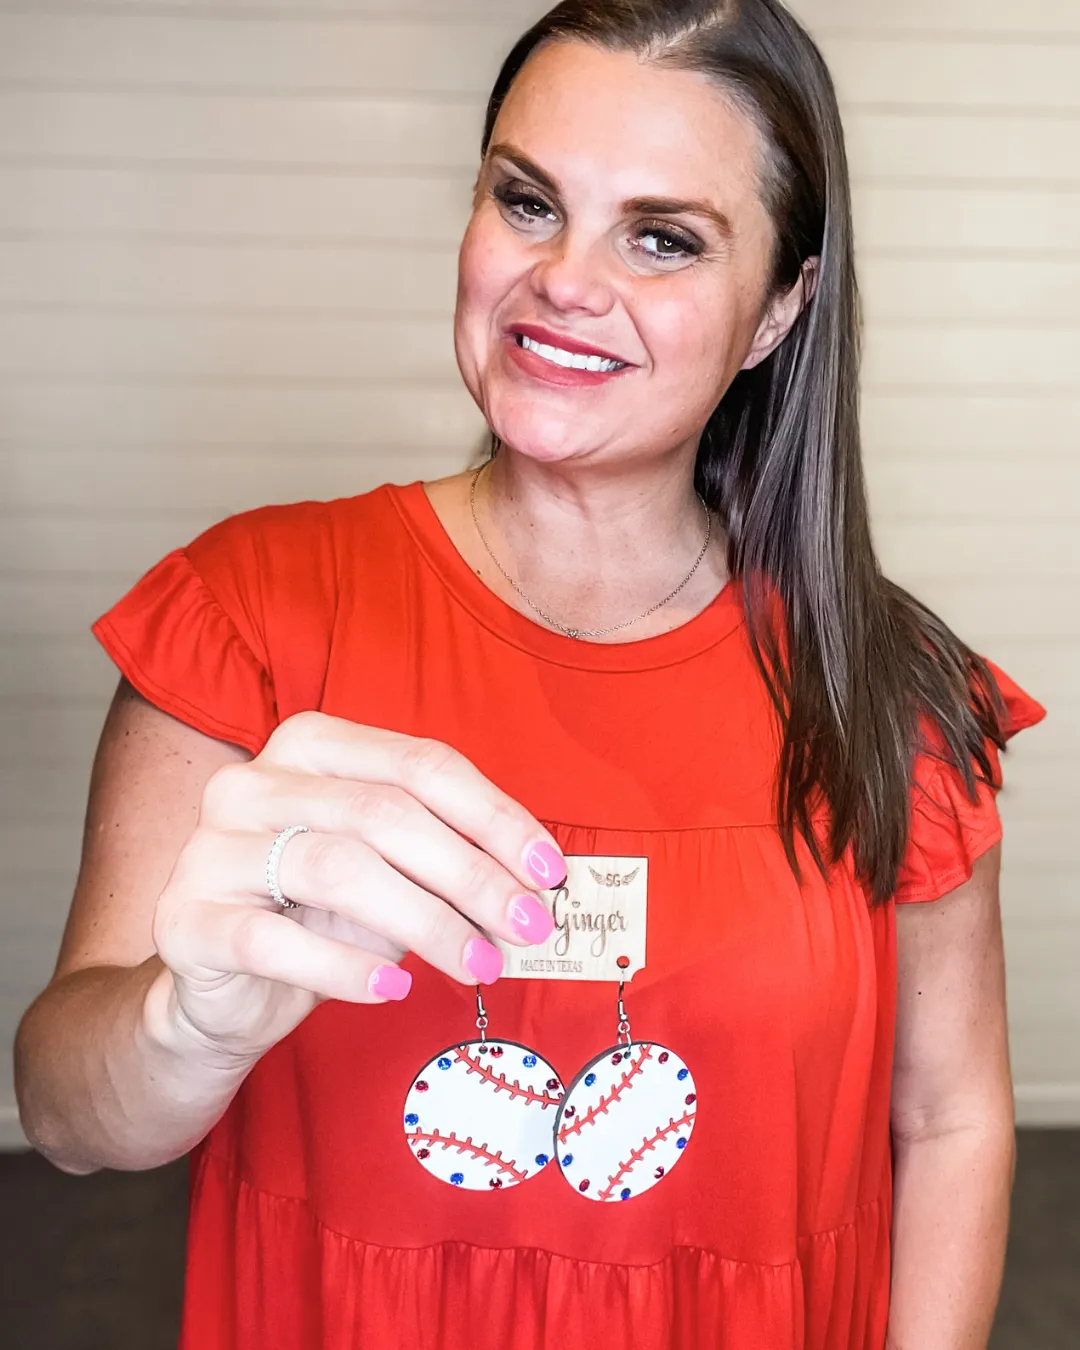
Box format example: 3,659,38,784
588,866,640,888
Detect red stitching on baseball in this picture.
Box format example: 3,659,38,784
597,1108,697,1200
453,1047,562,1109
406,1129,527,1183
557,1044,653,1143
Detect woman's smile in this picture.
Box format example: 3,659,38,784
504,323,634,388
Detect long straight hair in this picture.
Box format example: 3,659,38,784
481,0,1006,903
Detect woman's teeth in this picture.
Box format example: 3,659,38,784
518,334,624,372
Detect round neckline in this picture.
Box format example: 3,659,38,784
387,478,745,673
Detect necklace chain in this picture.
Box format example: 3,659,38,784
468,465,713,640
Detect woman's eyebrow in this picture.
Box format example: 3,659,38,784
485,145,732,240
624,196,734,240
486,143,561,197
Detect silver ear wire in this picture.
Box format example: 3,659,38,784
616,957,632,1046
475,986,489,1045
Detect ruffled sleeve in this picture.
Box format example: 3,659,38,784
893,660,1046,904
91,518,281,755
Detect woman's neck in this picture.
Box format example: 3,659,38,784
424,448,730,644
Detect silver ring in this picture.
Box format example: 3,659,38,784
266,825,309,910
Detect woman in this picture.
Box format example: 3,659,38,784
15,2,1043,1347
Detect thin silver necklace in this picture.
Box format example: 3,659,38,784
468,464,713,640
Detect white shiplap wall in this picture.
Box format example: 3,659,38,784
1,0,1076,1144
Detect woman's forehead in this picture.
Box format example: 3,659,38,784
490,41,765,215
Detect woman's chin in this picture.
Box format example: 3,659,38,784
485,405,601,465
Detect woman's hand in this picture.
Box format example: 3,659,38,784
152,711,565,1062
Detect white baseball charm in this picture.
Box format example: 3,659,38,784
404,1040,564,1192
553,1042,697,1203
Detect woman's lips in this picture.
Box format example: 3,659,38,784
512,323,629,365
504,331,633,388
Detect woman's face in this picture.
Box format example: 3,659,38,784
454,40,793,470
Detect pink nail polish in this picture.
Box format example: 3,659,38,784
509,894,555,943
368,965,412,1001
464,937,504,985
525,841,567,888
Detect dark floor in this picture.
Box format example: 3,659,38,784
0,1131,1077,1348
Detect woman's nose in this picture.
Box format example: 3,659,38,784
528,236,615,317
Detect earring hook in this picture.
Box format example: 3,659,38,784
616,955,631,1046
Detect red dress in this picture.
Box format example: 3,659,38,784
92,482,1044,1350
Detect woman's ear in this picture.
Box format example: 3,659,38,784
741,256,820,371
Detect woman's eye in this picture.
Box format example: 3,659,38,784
634,227,702,263
493,183,557,226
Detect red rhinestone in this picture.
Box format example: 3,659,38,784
564,1106,576,1118
489,1177,503,1189
658,1052,669,1064
417,1149,430,1160
489,1045,504,1058
616,956,630,970
415,1081,429,1092
654,1165,665,1180
611,1052,623,1065
578,1179,590,1192
546,1078,560,1091
685,1094,696,1105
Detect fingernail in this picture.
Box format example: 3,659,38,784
464,937,504,985
368,965,412,1001
509,894,555,943
525,841,567,888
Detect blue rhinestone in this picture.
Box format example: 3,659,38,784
404,1112,419,1126
438,1057,452,1070
584,1072,596,1087
523,1053,537,1068
676,1138,687,1150
450,1172,464,1185
621,1188,631,1200
677,1067,689,1081
535,1153,549,1167
562,1153,574,1167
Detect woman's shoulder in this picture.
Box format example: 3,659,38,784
90,481,420,752
186,481,403,566
179,480,426,617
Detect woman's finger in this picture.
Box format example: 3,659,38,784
205,770,554,949
169,827,508,987
254,715,568,892
158,898,413,1005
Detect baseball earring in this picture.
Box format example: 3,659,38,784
403,986,564,1192
552,958,698,1203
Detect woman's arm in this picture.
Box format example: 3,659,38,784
887,842,1015,1350
15,679,256,1173
17,678,565,1175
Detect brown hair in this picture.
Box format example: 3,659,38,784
482,0,1006,902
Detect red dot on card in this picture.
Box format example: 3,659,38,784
616,956,630,970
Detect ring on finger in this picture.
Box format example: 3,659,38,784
266,825,310,910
